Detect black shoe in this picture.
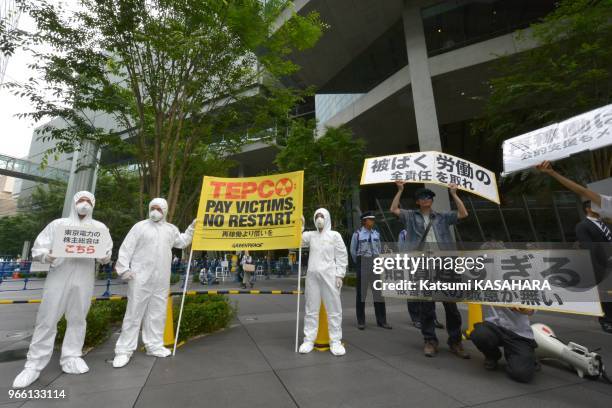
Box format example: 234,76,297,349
434,319,445,329
357,323,365,330
377,323,392,330
601,322,612,334
484,358,498,370
413,321,422,329
249,283,254,288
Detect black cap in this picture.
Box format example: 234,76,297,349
415,188,435,200
360,211,376,220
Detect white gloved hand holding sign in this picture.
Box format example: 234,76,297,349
120,270,135,281
336,277,343,289
98,250,112,265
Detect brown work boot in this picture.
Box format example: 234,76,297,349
449,342,471,359
424,341,438,357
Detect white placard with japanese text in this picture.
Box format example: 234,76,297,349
360,151,500,204
381,249,603,316
502,103,612,175
52,226,111,259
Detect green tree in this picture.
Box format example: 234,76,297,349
8,0,325,221
275,120,365,236
0,184,64,256
474,0,612,185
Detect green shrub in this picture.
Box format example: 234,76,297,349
54,294,234,349
192,272,200,283
174,294,235,342
97,270,118,280
35,272,47,278
55,299,127,348
170,274,181,285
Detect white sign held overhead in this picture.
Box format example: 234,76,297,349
502,104,612,175
360,151,500,204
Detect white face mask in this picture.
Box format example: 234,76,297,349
315,217,325,230
149,209,163,222
76,202,93,216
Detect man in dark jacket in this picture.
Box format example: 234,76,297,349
575,200,612,333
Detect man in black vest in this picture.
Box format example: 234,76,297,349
575,200,612,334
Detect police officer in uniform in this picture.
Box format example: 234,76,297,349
350,212,391,330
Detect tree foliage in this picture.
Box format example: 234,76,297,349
7,0,325,221
275,121,365,236
474,0,612,184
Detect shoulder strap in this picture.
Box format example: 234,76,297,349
417,220,434,251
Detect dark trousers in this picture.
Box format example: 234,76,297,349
600,302,612,324
355,256,387,325
407,300,438,323
471,321,537,383
420,301,462,345
407,300,420,322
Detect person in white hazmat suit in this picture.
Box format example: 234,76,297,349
299,208,349,356
112,198,195,368
12,191,112,389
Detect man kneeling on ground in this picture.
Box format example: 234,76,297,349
470,306,537,383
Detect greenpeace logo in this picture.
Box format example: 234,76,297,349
231,243,264,248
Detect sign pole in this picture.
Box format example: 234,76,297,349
173,248,194,356
294,246,302,353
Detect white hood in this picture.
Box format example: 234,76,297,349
149,197,169,222
313,208,332,233
68,191,96,224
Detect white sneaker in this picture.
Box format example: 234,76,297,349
330,341,346,356
61,357,89,374
298,341,314,354
147,347,172,358
12,369,40,388
112,354,131,368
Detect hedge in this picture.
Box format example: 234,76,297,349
173,294,236,343
56,299,127,348
55,294,235,349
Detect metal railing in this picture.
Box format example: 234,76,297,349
0,153,69,183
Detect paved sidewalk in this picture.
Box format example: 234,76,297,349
1,279,611,407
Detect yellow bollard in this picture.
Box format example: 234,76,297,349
313,302,330,351
465,303,483,339
163,295,175,347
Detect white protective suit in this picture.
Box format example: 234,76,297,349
114,198,195,357
301,208,348,345
20,191,112,374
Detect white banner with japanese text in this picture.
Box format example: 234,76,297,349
379,249,603,316
360,151,500,204
502,103,612,175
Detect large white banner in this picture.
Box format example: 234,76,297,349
380,249,603,316
360,151,500,204
52,225,111,259
502,103,612,175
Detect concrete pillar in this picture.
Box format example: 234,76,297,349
402,0,450,213
62,141,100,217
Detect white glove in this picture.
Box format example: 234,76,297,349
98,250,112,265
44,252,56,264
336,277,343,289
301,216,305,232
120,270,135,281
190,219,196,230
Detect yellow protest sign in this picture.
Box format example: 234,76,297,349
192,171,304,251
